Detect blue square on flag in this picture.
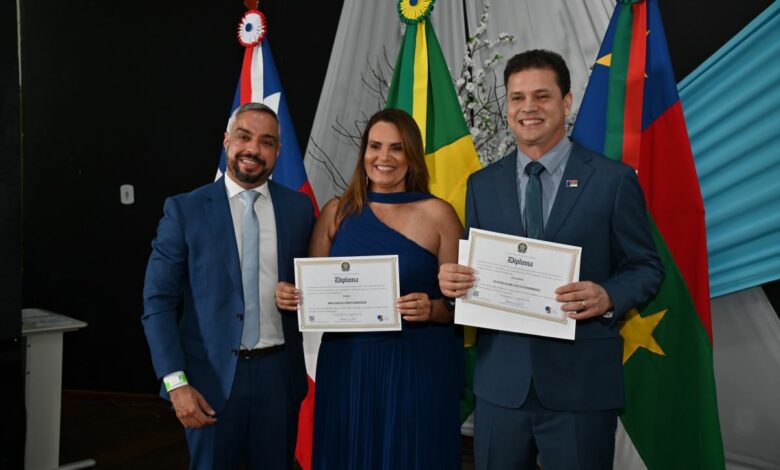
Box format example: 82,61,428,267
566,179,578,188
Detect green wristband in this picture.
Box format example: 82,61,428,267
163,372,188,392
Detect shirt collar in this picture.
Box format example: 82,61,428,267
516,137,573,175
224,174,269,200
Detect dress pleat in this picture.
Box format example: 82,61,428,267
312,192,462,470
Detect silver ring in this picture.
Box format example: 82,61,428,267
581,300,587,309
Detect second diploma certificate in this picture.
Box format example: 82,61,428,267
455,228,581,339
295,255,401,332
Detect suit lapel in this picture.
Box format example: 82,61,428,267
495,150,525,236
268,181,290,280
544,143,594,240
204,178,242,292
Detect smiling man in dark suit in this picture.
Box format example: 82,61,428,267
142,102,314,469
439,50,664,470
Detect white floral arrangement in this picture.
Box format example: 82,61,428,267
455,3,515,165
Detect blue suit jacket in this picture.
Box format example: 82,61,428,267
142,177,315,413
467,141,663,411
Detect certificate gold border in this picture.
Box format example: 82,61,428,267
463,230,579,324
295,255,401,331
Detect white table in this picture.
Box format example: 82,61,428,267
22,308,89,470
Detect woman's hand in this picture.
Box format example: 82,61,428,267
275,281,300,311
397,292,434,322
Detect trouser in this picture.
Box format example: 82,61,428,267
474,383,618,470
185,348,297,470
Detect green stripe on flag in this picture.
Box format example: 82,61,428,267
422,19,470,153
621,219,724,469
460,345,476,423
604,6,633,161
387,23,418,116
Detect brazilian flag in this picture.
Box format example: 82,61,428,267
386,0,482,422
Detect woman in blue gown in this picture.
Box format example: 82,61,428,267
276,109,464,469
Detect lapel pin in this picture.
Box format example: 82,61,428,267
566,179,578,188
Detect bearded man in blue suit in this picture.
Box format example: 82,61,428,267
142,102,314,469
439,50,664,469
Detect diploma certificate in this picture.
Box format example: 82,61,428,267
454,228,581,340
295,255,401,332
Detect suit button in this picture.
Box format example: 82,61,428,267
236,313,244,320
231,349,238,356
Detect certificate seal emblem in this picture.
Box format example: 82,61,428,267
377,314,384,322
341,261,351,272
517,242,528,253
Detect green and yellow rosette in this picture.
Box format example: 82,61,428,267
398,0,435,24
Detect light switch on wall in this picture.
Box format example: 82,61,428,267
120,184,134,205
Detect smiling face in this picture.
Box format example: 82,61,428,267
506,67,572,159
364,121,409,193
223,110,280,189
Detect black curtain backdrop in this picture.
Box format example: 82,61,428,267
1,0,22,342
659,0,772,82
19,0,775,396
20,1,344,394
1,0,24,466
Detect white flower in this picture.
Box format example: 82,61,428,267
450,2,513,166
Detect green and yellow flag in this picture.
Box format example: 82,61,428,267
386,0,482,421
387,0,482,222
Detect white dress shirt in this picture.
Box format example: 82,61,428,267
224,175,284,349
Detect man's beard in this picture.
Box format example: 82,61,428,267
229,153,272,185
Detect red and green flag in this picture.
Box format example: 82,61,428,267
572,0,725,468
386,0,483,422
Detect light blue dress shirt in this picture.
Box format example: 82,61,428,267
515,137,573,232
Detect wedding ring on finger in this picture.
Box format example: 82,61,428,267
581,300,587,309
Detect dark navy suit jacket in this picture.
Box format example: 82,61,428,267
142,177,315,413
467,141,663,411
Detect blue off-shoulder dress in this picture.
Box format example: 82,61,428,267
312,191,463,470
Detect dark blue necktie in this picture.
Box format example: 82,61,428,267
524,161,545,239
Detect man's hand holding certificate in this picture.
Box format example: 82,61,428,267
441,228,582,340
294,255,401,332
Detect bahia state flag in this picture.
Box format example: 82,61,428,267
572,0,725,468
217,19,318,215
386,0,483,425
